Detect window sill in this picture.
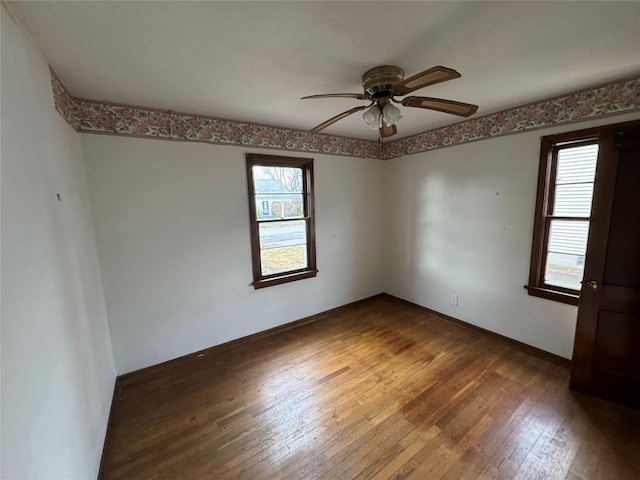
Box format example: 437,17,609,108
252,269,318,289
525,285,580,306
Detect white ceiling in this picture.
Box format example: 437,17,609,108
8,1,640,141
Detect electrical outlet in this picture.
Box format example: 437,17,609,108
450,294,458,306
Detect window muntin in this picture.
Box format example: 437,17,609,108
246,154,316,289
527,133,598,305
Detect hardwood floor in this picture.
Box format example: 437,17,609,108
101,295,640,479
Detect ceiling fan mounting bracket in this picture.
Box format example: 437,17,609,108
362,65,404,95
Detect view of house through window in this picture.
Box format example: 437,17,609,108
246,154,316,289
253,165,307,275
543,143,598,290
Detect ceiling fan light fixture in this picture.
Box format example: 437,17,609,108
362,105,382,129
382,102,402,126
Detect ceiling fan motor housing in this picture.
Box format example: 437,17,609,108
362,65,404,96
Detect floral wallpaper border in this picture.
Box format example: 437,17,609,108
51,69,640,160
381,76,640,159
50,70,381,159
51,69,80,130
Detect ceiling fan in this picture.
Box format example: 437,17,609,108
302,65,478,138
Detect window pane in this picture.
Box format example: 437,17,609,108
556,144,598,185
253,166,303,193
259,220,307,275
280,197,304,218
553,183,595,217
255,194,303,219
553,144,597,217
544,220,589,290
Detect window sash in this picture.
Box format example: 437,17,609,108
258,218,310,277
540,217,590,293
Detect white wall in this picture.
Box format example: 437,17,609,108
383,112,640,359
81,135,384,374
1,7,116,479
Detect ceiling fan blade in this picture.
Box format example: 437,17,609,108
302,93,368,100
310,105,368,133
379,123,397,138
402,96,478,117
392,66,461,95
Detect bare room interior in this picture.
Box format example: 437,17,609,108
2,1,639,479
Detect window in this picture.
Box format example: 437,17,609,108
246,153,317,289
526,130,599,305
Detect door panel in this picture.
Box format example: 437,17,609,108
570,122,640,407
602,147,640,287
593,311,638,372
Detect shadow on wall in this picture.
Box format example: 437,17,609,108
393,147,534,319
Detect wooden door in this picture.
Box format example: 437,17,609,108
570,123,640,406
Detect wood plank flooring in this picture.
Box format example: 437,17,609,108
101,295,640,479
